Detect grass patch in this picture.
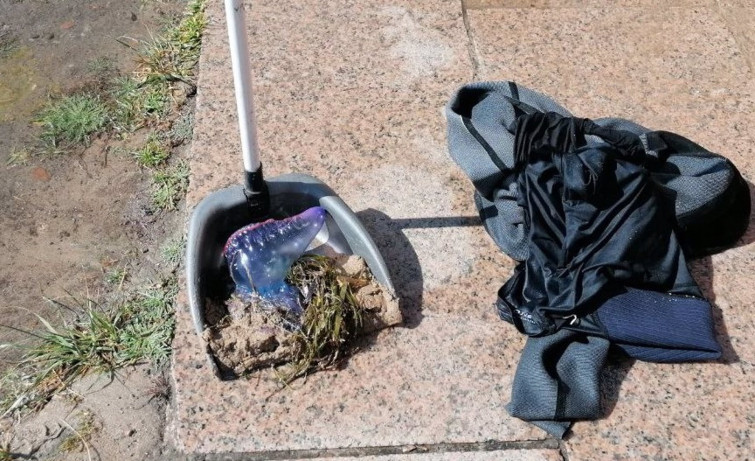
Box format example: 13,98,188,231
132,132,170,168
109,0,206,132
151,160,189,211
118,282,177,364
170,111,194,145
1,278,177,415
86,56,117,76
6,147,30,167
0,32,17,59
133,0,206,86
160,235,185,268
109,76,142,132
0,444,10,461
38,94,108,151
105,266,129,288
0,366,34,418
279,256,366,383
110,76,171,132
86,56,119,90
142,85,170,116
60,409,97,453
35,0,207,145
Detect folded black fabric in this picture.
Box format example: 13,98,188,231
596,288,721,362
445,82,745,439
445,81,750,260
498,112,708,338
496,111,722,437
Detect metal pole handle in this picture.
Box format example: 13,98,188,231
225,0,261,175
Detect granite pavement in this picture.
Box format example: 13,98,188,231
171,1,755,459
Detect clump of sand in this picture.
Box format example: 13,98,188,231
203,255,400,377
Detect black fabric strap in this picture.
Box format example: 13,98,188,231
462,115,508,173
508,81,520,100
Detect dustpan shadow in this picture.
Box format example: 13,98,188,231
329,211,486,369
355,210,428,329
354,211,484,330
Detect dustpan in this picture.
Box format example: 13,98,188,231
185,0,394,359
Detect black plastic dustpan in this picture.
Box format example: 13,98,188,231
185,0,393,346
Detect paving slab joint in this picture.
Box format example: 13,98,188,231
186,439,561,460
460,0,482,80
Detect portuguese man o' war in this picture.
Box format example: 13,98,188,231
223,206,327,317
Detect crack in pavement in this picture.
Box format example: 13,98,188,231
186,438,561,460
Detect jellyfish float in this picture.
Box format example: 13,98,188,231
223,206,327,319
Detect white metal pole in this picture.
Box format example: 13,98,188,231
225,0,261,173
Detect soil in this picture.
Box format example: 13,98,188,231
0,0,189,459
1,365,173,460
203,255,402,377
0,0,184,368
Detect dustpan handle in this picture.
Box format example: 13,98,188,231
225,0,261,176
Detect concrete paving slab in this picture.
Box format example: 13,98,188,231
719,6,755,72
469,5,755,460
172,294,544,452
187,0,474,207
172,0,550,455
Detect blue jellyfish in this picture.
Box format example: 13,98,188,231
223,206,327,317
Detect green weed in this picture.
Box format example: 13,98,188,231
110,76,141,131
105,267,129,287
110,77,170,132
38,94,108,150
151,160,189,211
86,56,118,88
0,32,17,59
133,0,206,86
0,366,34,418
86,56,116,76
25,300,127,389
142,85,170,116
118,281,177,364
133,133,170,168
0,445,10,461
